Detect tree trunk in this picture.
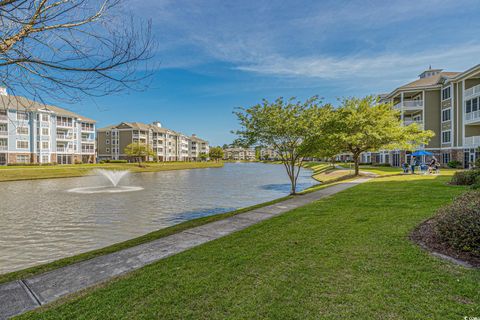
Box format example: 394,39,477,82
289,162,297,195
353,154,360,176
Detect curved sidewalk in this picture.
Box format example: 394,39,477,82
0,178,370,319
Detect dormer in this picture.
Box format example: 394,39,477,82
419,66,442,79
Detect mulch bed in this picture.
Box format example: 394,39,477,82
410,218,480,268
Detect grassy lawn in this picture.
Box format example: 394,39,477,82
18,174,480,319
0,161,223,182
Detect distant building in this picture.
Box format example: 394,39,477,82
0,88,96,165
260,147,280,161
97,121,209,162
223,147,256,161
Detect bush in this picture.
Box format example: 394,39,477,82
447,160,462,168
359,162,372,165
476,157,480,169
372,163,391,167
451,170,480,186
107,159,128,163
74,160,83,165
434,191,480,256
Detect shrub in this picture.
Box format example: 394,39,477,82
107,159,128,163
74,160,83,165
359,162,372,165
476,157,480,169
471,175,480,190
434,191,480,256
447,160,462,168
372,163,391,167
451,170,480,186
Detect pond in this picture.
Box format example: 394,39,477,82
0,163,315,274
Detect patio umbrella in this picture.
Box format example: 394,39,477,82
412,150,433,156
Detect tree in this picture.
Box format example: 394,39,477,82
234,96,328,195
209,146,224,162
329,96,434,176
200,153,208,162
0,0,154,104
124,143,154,167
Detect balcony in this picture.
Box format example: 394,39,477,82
57,133,73,140
0,114,8,122
403,119,423,126
81,127,95,132
393,100,424,111
0,130,7,137
81,137,95,142
0,145,7,151
464,136,480,147
465,110,480,125
56,122,73,128
465,84,480,99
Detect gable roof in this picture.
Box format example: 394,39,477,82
0,94,96,122
386,71,460,98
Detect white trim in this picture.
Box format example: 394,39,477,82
441,107,452,123
441,130,452,144
441,85,452,101
462,80,466,148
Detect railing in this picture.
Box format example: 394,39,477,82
0,145,7,151
81,137,94,142
0,114,8,121
81,127,94,132
465,84,480,99
56,122,73,127
0,130,7,136
393,100,424,110
81,149,95,154
465,110,480,123
464,136,480,147
403,119,423,126
57,134,73,140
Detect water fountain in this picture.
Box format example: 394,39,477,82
67,169,143,194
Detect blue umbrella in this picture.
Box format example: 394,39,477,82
412,150,433,156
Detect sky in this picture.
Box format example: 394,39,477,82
69,0,480,145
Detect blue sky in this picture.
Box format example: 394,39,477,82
70,0,480,145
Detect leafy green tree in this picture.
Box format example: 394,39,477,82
328,96,434,176
209,146,224,162
200,153,208,162
234,96,328,195
124,143,155,167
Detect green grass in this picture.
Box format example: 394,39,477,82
0,161,224,182
18,175,480,319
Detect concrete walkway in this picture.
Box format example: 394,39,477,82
0,178,370,319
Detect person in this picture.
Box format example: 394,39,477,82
410,156,416,174
401,162,409,174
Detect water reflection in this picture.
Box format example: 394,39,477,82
0,163,315,273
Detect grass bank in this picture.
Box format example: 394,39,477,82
19,174,480,319
0,161,224,182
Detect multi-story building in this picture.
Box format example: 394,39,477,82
260,147,280,161
371,65,480,168
223,147,256,161
96,121,209,162
0,89,96,165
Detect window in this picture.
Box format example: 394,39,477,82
442,86,451,100
42,128,49,136
16,155,29,163
106,131,110,136
16,127,28,135
106,139,110,144
466,100,472,113
41,114,49,122
42,141,49,149
17,112,28,120
106,148,110,152
473,98,479,112
441,131,451,144
41,155,49,163
16,140,29,149
442,108,451,122
442,153,451,164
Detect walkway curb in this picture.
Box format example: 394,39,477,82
0,178,370,319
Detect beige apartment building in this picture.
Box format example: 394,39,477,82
358,65,480,168
223,147,256,161
97,121,209,162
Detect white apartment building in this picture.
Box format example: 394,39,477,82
97,121,209,162
0,90,96,165
223,147,256,161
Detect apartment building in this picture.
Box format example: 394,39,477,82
260,147,280,161
97,121,209,162
368,65,480,168
223,147,256,161
0,90,96,165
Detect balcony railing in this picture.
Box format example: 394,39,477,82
464,136,480,147
57,134,73,140
393,100,424,110
0,145,7,151
0,130,7,136
56,122,73,127
465,110,480,124
81,137,95,142
81,127,95,132
465,84,480,99
0,114,8,121
403,119,423,126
